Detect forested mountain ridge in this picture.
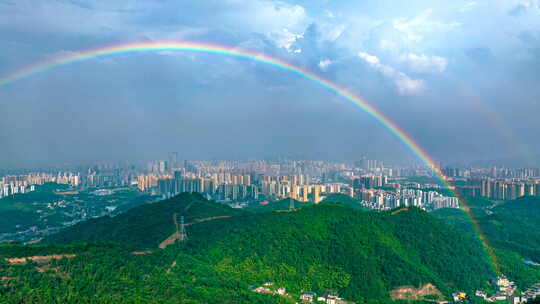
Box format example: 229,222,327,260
2,194,496,303
45,192,245,248
433,196,540,288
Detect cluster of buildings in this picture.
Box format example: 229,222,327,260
0,172,79,198
441,166,540,200
249,282,289,298
151,170,356,204
249,282,354,304
312,293,354,304
442,167,540,179
358,188,459,211
154,171,259,201
522,283,540,302
351,175,388,189
135,159,459,211
456,178,540,200
299,292,354,304
260,174,352,203
468,275,540,304
475,167,540,179
468,275,519,303
7,160,540,211
455,275,540,304
0,182,35,198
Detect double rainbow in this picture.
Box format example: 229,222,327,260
0,41,500,273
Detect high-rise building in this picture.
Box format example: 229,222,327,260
159,160,168,173
525,183,535,196
312,185,322,204
302,186,309,202
290,185,299,200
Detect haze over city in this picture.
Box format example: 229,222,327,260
1,0,539,168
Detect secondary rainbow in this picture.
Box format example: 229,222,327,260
0,41,500,272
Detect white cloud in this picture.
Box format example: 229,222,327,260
318,59,332,71
358,51,424,95
256,2,306,30
239,1,307,48
358,52,380,65
393,9,461,42
460,1,478,13
318,23,346,42
393,77,425,96
269,28,304,52
400,53,448,73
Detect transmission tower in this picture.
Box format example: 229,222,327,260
289,197,295,211
180,215,187,241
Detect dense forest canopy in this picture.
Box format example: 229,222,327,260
0,193,507,303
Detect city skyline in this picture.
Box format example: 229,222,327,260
2,156,539,245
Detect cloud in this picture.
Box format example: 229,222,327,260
2,0,540,165
400,53,448,73
393,9,461,42
318,23,346,42
0,0,309,45
268,28,304,52
460,1,478,13
358,52,380,65
393,76,425,96
318,59,332,71
358,51,424,95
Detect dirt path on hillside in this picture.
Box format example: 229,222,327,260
159,213,182,249
5,254,77,265
131,250,153,255
390,283,444,301
185,216,231,226
158,213,232,249
391,208,409,215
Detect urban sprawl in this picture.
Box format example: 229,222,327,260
3,159,540,210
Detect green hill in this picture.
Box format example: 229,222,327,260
473,196,540,287
321,193,366,210
0,183,67,233
431,208,477,235
434,197,540,288
2,193,496,303
244,198,312,212
45,192,245,248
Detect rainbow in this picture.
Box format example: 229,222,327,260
0,41,500,273
0,42,443,175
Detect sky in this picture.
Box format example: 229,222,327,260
0,0,539,167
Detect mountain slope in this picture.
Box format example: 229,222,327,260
178,203,494,301
244,198,312,212
8,194,497,303
45,193,244,248
435,197,540,288
321,193,366,210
